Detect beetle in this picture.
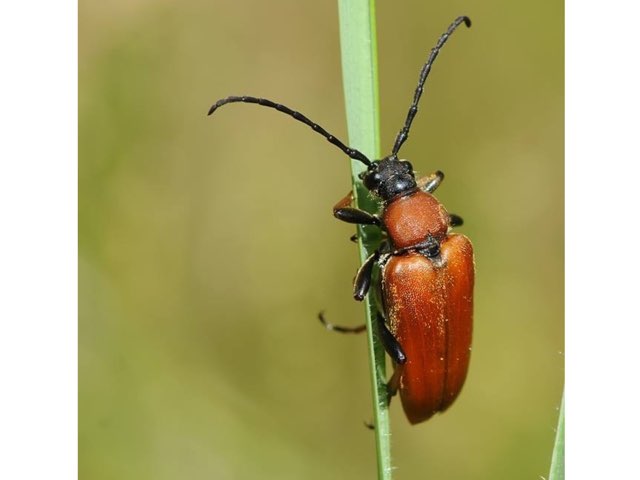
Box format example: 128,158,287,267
208,16,474,424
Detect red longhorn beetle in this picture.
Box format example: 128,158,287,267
208,16,474,424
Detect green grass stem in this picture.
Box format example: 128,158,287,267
337,1,393,478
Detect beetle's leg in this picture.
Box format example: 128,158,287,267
449,213,464,227
334,190,354,210
335,208,380,226
372,305,405,404
417,170,444,193
333,190,380,226
369,250,406,364
353,250,381,300
318,311,366,334
375,312,406,366
386,363,404,403
380,311,406,403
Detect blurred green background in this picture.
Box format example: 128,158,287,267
79,0,563,478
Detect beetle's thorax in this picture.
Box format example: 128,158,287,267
382,190,449,249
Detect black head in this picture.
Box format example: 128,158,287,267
359,156,417,201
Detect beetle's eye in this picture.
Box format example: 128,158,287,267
364,171,382,190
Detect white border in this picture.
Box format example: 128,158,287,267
0,1,77,479
567,0,640,477
2,0,640,477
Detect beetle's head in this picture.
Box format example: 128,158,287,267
359,156,417,201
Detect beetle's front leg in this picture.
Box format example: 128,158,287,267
333,190,380,226
417,170,444,193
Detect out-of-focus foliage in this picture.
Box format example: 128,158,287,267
80,1,563,478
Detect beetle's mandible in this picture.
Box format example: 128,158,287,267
208,16,474,425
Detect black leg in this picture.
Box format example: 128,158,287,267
333,190,380,226
318,311,366,334
375,312,406,366
353,250,381,300
449,213,464,227
373,309,406,404
334,207,380,226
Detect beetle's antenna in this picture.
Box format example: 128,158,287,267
390,16,471,158
208,96,372,166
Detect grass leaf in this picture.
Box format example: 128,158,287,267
337,1,393,478
549,391,565,480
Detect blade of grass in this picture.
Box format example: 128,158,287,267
337,1,393,479
549,391,565,480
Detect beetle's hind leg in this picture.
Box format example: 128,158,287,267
318,311,366,334
375,312,406,367
373,311,406,404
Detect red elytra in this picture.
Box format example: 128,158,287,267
382,210,474,424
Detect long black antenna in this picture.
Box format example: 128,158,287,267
208,96,372,166
390,16,471,158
